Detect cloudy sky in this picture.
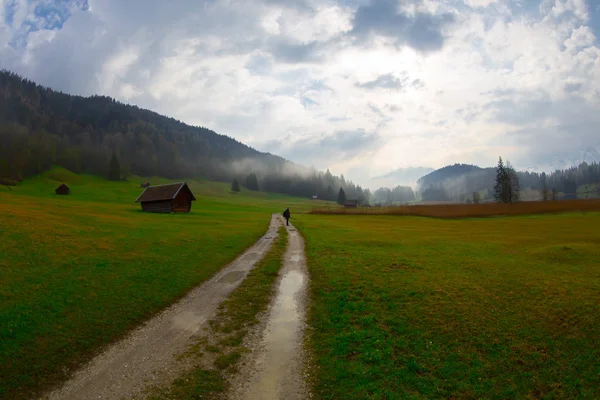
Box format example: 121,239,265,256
1,0,599,187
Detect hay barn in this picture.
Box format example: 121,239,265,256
135,182,196,213
344,200,359,208
55,184,70,195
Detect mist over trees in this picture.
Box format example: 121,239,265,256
231,178,241,192
0,70,370,202
415,161,600,202
372,185,415,205
493,157,520,203
337,187,347,205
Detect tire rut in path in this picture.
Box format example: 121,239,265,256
42,215,282,400
229,222,311,400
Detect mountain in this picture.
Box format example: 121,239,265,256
417,164,484,188
417,161,600,202
0,70,370,202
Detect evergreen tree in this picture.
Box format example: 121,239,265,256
325,185,335,201
506,162,520,203
494,157,520,203
541,173,549,200
494,157,506,202
245,173,259,191
231,178,241,192
337,187,347,205
108,152,120,181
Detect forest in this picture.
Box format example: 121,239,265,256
416,162,600,202
2,70,598,206
0,70,370,203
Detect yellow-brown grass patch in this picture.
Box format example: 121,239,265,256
311,198,600,218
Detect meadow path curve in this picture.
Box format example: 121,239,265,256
42,215,282,400
229,222,311,400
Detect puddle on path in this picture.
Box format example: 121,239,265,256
234,228,308,400
240,252,259,262
171,311,206,333
218,270,245,284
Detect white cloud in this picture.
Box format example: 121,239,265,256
463,0,500,8
0,0,599,188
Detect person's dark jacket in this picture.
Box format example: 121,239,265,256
283,209,290,219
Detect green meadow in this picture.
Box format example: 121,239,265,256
0,168,317,399
3,167,600,399
295,213,600,399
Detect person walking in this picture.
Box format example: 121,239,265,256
283,208,291,226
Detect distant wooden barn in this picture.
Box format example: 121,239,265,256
344,200,359,208
135,182,196,213
140,181,150,188
55,184,70,195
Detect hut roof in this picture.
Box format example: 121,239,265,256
56,183,69,190
135,182,196,203
344,200,359,206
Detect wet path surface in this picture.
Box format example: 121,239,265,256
230,223,310,400
42,216,282,400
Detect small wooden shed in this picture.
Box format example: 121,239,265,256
140,181,150,188
135,182,196,213
344,200,359,208
55,184,70,195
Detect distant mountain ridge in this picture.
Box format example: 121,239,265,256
417,164,484,188
416,161,600,202
377,167,434,183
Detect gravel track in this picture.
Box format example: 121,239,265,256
42,215,282,400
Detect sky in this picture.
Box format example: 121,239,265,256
1,0,599,188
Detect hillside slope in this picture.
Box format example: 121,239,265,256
0,70,369,202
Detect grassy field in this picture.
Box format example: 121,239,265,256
311,198,600,218
0,167,315,399
295,212,600,399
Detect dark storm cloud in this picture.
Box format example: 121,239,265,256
349,0,455,52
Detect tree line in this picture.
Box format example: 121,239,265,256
0,70,371,202
417,159,600,203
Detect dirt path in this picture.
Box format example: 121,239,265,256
229,223,311,400
42,215,282,400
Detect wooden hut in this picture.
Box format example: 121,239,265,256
140,181,151,188
55,184,70,195
135,182,196,213
344,200,359,208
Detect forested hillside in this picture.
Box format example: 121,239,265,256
417,162,600,202
0,70,370,202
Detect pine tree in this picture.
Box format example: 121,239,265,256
108,152,120,181
507,164,520,202
505,162,520,203
245,173,259,191
541,173,549,200
337,187,347,205
493,157,506,202
494,157,520,203
231,178,241,192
